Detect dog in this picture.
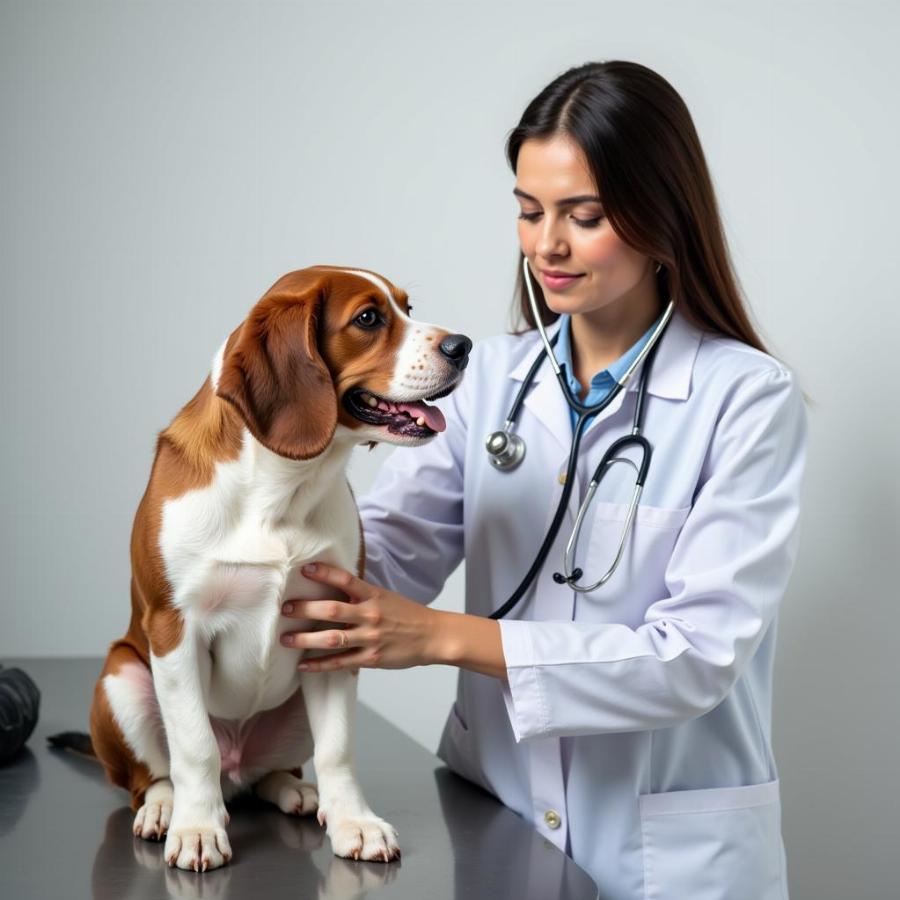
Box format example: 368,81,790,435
50,265,471,871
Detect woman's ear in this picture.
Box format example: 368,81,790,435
215,286,338,460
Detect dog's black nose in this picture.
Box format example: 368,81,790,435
439,333,473,371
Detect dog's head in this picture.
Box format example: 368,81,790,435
211,265,471,460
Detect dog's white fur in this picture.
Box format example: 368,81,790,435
100,267,461,870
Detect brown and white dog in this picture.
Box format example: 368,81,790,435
77,265,470,871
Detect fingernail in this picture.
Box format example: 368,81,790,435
298,663,309,670
281,634,293,646
302,563,317,573
282,602,293,614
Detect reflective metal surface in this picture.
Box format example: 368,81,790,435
0,657,598,899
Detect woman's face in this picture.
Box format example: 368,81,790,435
514,133,657,321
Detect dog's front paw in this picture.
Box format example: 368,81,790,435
325,813,400,862
134,798,173,841
164,825,232,872
133,779,174,841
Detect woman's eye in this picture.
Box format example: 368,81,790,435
517,211,603,228
354,308,382,329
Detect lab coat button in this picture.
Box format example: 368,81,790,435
544,809,561,829
557,472,567,485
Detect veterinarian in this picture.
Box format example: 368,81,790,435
280,60,807,900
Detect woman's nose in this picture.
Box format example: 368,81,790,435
535,217,568,258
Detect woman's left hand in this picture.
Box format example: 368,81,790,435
280,562,445,673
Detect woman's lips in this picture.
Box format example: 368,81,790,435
542,271,585,290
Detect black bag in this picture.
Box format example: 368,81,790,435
0,664,41,766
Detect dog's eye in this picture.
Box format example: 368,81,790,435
354,308,382,329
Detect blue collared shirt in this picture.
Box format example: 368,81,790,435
554,312,663,432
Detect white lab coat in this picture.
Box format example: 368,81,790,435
357,309,807,900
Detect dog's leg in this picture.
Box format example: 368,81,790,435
300,670,400,862
149,618,232,872
100,662,174,840
90,643,174,840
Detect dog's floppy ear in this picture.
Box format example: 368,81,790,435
215,283,337,461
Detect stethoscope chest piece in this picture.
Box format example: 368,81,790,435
485,427,525,470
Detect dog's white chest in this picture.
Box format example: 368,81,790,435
199,555,333,718
158,441,359,720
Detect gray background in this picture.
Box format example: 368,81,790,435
2,2,898,898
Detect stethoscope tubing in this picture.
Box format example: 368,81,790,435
486,257,674,620
486,331,663,618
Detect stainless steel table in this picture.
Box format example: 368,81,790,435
0,657,598,899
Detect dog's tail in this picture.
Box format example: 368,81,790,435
47,730,97,760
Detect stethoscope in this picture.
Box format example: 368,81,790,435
484,256,675,620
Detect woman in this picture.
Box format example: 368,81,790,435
281,60,807,899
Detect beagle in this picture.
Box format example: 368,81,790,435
86,265,471,871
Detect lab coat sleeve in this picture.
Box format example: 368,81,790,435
499,365,808,741
355,352,472,604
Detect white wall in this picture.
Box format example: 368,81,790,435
2,3,897,897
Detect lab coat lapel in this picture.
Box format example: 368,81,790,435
506,319,570,454
522,372,573,454
507,310,703,454
509,319,633,455
576,309,702,453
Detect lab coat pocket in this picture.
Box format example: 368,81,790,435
589,500,692,531
436,702,494,796
639,778,787,900
584,502,691,624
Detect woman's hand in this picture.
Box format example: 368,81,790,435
280,562,446,673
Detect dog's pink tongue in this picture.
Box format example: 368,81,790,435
395,400,446,433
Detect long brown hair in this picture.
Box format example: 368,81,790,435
505,60,779,364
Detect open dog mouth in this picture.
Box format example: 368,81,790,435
343,384,456,438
